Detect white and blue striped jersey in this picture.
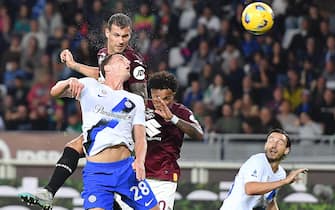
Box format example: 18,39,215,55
220,153,286,210
78,78,145,156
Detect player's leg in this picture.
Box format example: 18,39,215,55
117,157,160,210
146,179,177,210
19,134,84,210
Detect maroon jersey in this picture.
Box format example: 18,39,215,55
145,100,196,182
97,47,147,91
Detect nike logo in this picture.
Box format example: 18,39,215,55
145,198,154,207
97,94,104,97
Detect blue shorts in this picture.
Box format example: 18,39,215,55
81,157,157,210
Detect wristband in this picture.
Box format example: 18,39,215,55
170,115,179,125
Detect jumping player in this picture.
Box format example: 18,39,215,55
50,53,159,210
219,128,308,210
19,13,146,210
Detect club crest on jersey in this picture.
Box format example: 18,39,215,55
145,108,155,120
133,66,145,80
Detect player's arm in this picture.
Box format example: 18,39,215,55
155,97,204,140
173,117,203,140
129,82,148,100
50,77,84,99
132,124,147,181
266,199,279,210
245,168,308,195
60,49,99,79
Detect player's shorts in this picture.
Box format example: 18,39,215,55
81,157,157,210
146,179,177,210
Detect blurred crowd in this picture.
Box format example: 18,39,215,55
0,0,335,140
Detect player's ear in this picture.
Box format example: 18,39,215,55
284,147,290,155
105,27,110,38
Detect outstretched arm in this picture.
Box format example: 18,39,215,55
245,168,308,195
50,77,84,99
60,49,99,79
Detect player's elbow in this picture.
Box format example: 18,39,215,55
245,183,258,195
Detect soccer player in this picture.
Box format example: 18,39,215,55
144,71,204,209
51,53,159,210
219,128,308,210
19,13,146,210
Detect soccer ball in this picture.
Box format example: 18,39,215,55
241,2,274,35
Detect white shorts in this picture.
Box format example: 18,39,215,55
115,179,177,210
146,179,177,210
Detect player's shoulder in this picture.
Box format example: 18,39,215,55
123,90,144,102
247,153,267,164
172,102,192,115
79,77,98,85
124,46,145,63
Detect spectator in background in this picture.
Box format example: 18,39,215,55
0,34,21,74
21,19,47,51
133,2,156,35
38,1,63,37
276,100,299,134
220,41,242,74
300,58,318,89
20,35,43,74
26,70,56,130
225,57,245,99
297,112,323,143
183,79,203,109
311,76,327,107
283,69,303,111
214,103,242,134
87,0,105,32
315,89,335,134
322,59,335,88
198,63,216,91
295,89,314,116
188,39,216,74
197,6,220,34
266,86,284,115
3,59,31,89
270,41,288,86
7,74,29,106
155,0,181,47
13,4,31,35
258,106,283,134
203,73,227,112
3,95,30,130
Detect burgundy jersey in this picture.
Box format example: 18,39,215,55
97,47,147,91
145,100,197,182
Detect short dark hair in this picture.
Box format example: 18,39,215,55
148,71,178,93
266,128,291,148
107,13,132,30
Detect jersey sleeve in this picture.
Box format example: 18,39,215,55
132,95,146,126
78,77,94,100
241,155,265,183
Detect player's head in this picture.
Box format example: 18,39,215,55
264,128,291,162
100,53,130,82
105,13,132,54
148,71,178,107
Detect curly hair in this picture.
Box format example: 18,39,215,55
148,71,178,93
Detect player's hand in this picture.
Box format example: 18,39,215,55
154,97,173,121
285,168,308,184
132,159,146,181
60,49,75,67
68,77,84,100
